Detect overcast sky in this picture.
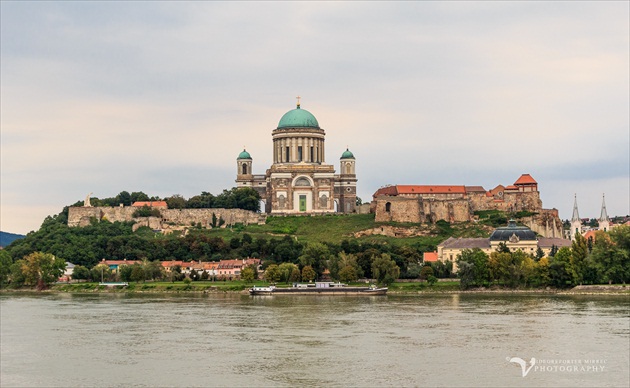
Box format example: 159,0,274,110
1,1,628,235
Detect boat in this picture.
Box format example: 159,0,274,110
249,282,388,295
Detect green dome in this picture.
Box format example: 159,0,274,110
237,149,251,159
341,148,355,159
277,106,319,128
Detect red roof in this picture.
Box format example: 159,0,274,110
423,252,438,262
505,185,518,190
465,186,486,193
132,201,168,208
396,185,466,194
514,174,537,185
582,230,598,241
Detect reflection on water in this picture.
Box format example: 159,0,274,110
1,293,628,387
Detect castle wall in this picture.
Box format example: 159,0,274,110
68,207,265,229
374,196,423,223
422,199,471,223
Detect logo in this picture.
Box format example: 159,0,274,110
508,357,536,377
507,356,606,377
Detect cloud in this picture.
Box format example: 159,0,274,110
1,1,628,234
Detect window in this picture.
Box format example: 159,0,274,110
241,164,247,175
285,147,290,162
298,146,303,162
385,202,391,212
310,146,314,162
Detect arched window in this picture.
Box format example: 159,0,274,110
385,202,391,212
295,177,311,187
345,164,352,174
241,164,248,175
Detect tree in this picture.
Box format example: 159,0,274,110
143,260,163,281
119,265,133,282
299,242,330,279
371,254,400,286
116,191,132,206
549,247,574,288
419,265,434,280
15,252,66,290
535,247,545,261
457,248,490,289
338,265,358,283
0,250,13,287
71,265,90,281
165,194,186,209
278,262,298,283
532,257,551,287
241,266,255,283
301,265,316,282
289,267,301,282
571,233,588,285
590,227,630,284
91,264,112,282
130,264,145,283
264,264,281,283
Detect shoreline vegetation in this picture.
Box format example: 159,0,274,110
1,281,627,296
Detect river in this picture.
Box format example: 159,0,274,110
1,292,628,387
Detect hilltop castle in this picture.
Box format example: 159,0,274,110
236,99,357,214
371,174,563,238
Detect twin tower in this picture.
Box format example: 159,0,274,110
236,101,357,214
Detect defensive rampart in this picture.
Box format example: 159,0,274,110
68,206,266,229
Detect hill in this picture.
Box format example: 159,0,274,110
0,231,25,248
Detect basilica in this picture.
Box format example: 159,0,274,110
236,100,357,214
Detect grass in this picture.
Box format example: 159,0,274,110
388,281,461,293
191,213,493,247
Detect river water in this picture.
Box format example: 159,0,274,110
1,292,628,387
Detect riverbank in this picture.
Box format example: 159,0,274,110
1,282,628,295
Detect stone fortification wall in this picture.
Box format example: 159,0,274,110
423,199,471,223
68,206,265,229
374,196,423,223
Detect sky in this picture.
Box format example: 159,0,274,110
1,1,628,235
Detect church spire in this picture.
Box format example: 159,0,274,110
599,194,609,222
571,194,580,222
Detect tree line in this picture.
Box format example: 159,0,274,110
75,188,261,212
457,227,630,289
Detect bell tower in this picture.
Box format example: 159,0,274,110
336,148,357,213
570,194,582,241
598,194,610,232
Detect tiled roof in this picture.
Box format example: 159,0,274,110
397,185,466,194
439,238,490,249
373,186,399,196
465,186,486,193
505,185,518,190
423,252,438,262
581,230,598,241
101,259,140,266
537,237,572,248
161,260,185,267
132,201,168,208
514,174,537,185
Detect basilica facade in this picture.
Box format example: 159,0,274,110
236,101,357,214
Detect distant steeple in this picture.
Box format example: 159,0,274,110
599,194,609,222
570,194,582,241
599,193,610,232
571,194,580,222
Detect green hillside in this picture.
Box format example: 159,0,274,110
207,213,493,246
